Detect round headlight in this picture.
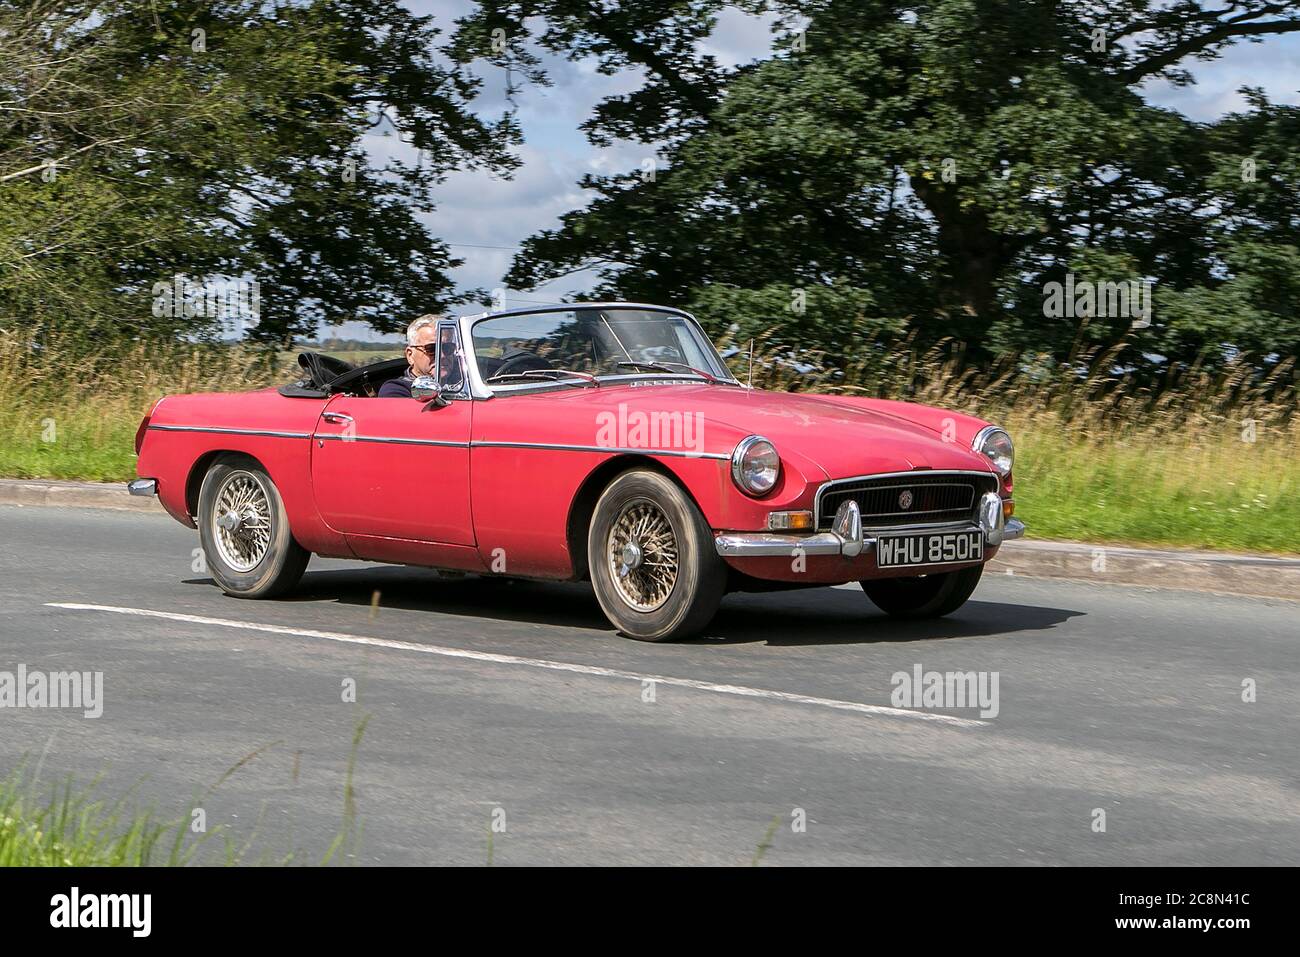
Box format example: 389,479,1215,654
974,426,1014,477
731,435,780,496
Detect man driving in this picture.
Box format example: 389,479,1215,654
378,314,440,398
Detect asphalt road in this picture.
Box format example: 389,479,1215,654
1,504,1296,866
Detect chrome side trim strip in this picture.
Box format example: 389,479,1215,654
470,440,729,460
314,434,470,448
149,425,729,459
149,425,311,439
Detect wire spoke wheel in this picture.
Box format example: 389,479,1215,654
606,498,679,612
211,470,273,573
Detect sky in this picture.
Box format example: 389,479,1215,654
329,1,1300,341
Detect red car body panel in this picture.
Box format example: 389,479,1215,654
136,378,1009,586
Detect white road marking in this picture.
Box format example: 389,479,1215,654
46,602,987,728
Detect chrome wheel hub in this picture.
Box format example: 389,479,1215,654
607,499,678,612
211,471,272,573
619,541,644,574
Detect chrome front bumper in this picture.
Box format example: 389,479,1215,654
714,493,1025,558
128,478,158,497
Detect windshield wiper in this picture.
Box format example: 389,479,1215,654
614,360,723,383
487,369,598,387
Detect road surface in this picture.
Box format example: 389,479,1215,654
1,505,1296,865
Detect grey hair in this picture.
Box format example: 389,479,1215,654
406,314,441,346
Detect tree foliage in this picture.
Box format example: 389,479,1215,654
454,0,1300,378
0,0,517,347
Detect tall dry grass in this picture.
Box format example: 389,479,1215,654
2,328,1296,552
0,331,294,481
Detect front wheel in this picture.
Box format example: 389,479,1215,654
588,469,727,641
860,565,983,619
197,453,309,598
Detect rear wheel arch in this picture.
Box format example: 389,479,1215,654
565,455,708,581
186,450,229,519
186,450,294,528
188,451,304,543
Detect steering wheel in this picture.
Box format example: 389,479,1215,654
491,350,554,378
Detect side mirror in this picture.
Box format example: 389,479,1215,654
411,375,448,408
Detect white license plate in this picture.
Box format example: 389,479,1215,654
876,530,983,569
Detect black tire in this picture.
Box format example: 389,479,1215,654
860,564,984,619
197,453,309,599
588,469,726,641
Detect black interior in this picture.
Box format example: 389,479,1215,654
278,352,408,398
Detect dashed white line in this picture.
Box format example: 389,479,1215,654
46,602,987,728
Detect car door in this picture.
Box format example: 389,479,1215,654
310,321,474,545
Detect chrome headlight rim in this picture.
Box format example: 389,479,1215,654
731,434,781,497
972,425,1014,477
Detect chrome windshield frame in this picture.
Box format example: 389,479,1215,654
460,303,740,398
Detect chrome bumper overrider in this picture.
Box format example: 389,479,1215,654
128,478,158,497
714,494,1025,558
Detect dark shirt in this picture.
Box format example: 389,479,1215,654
377,374,414,399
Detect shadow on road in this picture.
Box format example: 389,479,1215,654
706,591,1084,645
186,564,1084,647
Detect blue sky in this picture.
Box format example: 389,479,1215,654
332,2,1300,340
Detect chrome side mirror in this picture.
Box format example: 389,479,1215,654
411,374,448,408
411,375,440,400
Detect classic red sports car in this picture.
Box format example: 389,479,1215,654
131,304,1024,641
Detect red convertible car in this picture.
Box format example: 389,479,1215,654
131,304,1024,641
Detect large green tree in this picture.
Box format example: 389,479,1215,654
0,0,517,347
453,0,1300,375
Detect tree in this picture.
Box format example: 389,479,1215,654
0,0,518,348
452,0,1300,376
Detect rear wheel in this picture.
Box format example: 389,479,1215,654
588,469,726,641
197,453,309,598
860,565,983,619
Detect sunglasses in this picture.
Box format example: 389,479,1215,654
409,343,437,357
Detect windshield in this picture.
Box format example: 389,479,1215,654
470,307,734,385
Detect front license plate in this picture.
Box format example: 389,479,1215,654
876,530,983,569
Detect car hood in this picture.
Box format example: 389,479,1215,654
547,382,996,479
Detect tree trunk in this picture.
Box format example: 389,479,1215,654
908,174,1012,349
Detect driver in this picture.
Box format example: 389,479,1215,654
378,314,441,398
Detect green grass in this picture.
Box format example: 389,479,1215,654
1,718,371,866
2,331,1296,555
1,771,201,866
1013,424,1299,553
0,416,141,482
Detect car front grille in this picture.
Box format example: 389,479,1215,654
816,472,1000,531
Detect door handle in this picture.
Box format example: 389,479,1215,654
322,412,354,425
